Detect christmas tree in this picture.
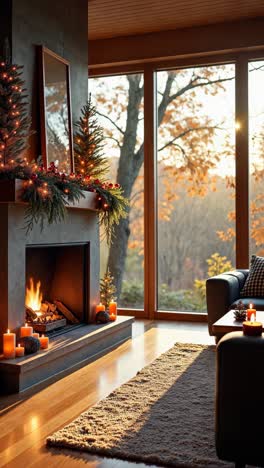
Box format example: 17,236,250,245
74,94,109,179
100,269,117,309
0,61,31,165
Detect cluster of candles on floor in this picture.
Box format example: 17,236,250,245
243,303,262,336
3,324,49,359
96,301,117,321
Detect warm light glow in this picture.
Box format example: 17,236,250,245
7,329,10,334
235,121,241,130
249,303,253,309
25,278,43,311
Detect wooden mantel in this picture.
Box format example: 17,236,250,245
0,179,98,211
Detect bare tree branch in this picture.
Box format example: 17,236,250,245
96,110,125,135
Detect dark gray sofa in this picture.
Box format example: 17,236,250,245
206,269,264,338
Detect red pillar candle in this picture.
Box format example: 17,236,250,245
247,303,256,321
15,344,25,357
39,335,49,349
243,321,262,336
109,301,117,321
96,303,105,313
20,323,33,337
3,329,16,359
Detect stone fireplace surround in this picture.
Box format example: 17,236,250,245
0,200,100,341
0,195,133,393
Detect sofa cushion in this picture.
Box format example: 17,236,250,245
241,255,264,297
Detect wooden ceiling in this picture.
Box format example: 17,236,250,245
88,0,264,40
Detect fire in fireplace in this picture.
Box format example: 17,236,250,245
25,243,90,333
25,277,69,333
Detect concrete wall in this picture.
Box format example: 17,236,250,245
1,0,88,158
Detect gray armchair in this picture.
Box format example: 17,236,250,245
206,269,250,338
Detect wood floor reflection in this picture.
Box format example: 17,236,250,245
0,319,213,468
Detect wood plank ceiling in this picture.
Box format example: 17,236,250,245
88,0,264,40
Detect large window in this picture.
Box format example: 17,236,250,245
89,53,264,316
89,75,144,309
156,65,236,312
249,60,264,258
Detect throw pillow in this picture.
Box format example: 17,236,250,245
241,255,264,297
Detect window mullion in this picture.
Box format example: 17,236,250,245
235,56,249,268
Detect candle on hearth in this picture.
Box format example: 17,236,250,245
3,329,16,359
20,323,33,337
32,332,39,340
96,303,105,313
15,344,25,357
243,321,262,337
39,335,49,349
109,301,117,321
247,303,256,321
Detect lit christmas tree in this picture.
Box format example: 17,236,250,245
0,61,31,165
100,269,117,309
74,94,108,179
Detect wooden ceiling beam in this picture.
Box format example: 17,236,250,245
89,17,264,69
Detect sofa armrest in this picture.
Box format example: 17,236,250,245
216,332,264,466
206,270,249,336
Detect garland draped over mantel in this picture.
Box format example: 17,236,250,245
0,61,128,242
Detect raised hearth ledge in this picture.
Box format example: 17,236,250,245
0,179,98,210
0,316,134,394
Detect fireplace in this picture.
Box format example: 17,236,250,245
25,243,90,333
0,201,133,394
0,202,100,348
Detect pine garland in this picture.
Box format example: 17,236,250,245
0,161,128,241
0,61,31,164
74,95,108,178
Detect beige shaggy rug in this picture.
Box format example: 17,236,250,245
47,344,231,467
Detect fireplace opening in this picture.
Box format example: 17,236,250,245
25,243,90,334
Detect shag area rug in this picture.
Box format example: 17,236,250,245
47,343,231,467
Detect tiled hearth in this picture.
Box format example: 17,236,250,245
0,317,134,393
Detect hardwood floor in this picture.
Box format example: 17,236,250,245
0,319,214,468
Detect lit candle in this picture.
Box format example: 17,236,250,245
247,303,256,321
96,303,105,313
32,332,40,339
109,301,117,321
243,321,262,337
20,323,33,337
3,329,16,359
15,343,25,357
39,335,49,349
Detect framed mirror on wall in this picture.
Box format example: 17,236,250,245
39,46,74,173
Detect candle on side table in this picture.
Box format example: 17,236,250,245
243,321,262,337
32,332,40,340
3,329,16,359
247,303,256,321
20,323,33,337
15,343,25,357
39,335,49,349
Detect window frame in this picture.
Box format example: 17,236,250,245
89,49,264,321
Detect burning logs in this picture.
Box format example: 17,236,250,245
26,299,79,332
